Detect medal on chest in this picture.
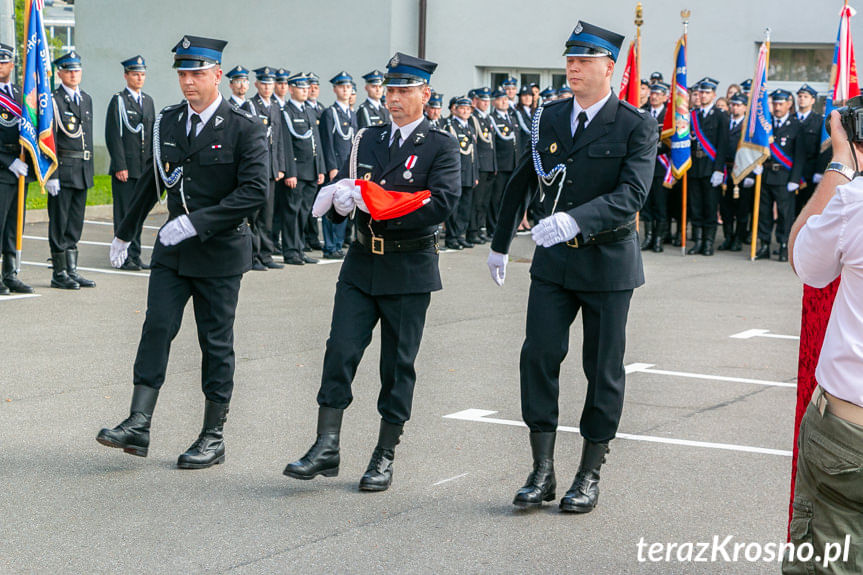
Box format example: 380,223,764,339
403,155,417,180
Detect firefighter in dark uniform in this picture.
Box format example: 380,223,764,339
687,78,729,256
514,85,533,155
271,67,294,255
488,88,518,238
249,66,285,270
46,51,96,290
96,36,268,469
640,81,668,252
358,70,390,128
105,55,155,271
795,84,825,215
424,91,444,128
284,53,460,492
488,21,656,513
468,86,497,244
319,71,357,259
281,72,325,264
226,65,252,111
718,92,748,252
755,89,806,262
0,43,34,295
444,95,478,250
304,72,325,251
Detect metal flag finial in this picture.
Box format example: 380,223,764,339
635,2,644,27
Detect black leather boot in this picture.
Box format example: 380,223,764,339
358,419,403,492
283,406,343,479
755,243,770,260
639,220,654,250
513,432,557,508
96,385,159,457
778,242,788,262
177,400,229,469
559,440,609,513
66,248,95,288
50,251,79,290
716,224,733,251
701,227,716,256
686,227,703,255
652,221,666,253
2,253,33,293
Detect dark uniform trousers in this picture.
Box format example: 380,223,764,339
487,170,512,236
642,174,668,224
111,176,143,260
251,179,276,263
0,183,25,253
688,175,721,232
135,265,242,403
759,118,805,246
47,187,87,252
447,186,473,241
282,179,317,259
758,177,796,245
470,171,495,236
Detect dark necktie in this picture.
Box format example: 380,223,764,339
189,113,201,146
573,111,588,142
2,85,12,99
389,131,401,158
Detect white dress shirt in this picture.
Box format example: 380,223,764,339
570,90,612,136
61,83,81,103
388,115,424,147
793,176,863,406
186,94,222,137
125,86,142,106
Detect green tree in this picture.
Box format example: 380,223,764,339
14,0,64,85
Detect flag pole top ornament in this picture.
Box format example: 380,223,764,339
764,28,771,42
681,9,691,34
635,3,644,27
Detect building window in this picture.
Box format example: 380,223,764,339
767,44,833,83
486,68,565,91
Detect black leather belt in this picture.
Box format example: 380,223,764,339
356,230,438,255
766,161,784,172
694,150,706,159
58,150,91,160
566,220,637,248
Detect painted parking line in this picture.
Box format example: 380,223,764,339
443,409,792,457
0,293,41,302
84,219,161,231
23,235,154,251
729,328,800,341
625,363,795,388
432,472,469,486
21,260,149,278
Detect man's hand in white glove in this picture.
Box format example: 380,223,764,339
787,182,800,193
158,214,197,246
333,182,357,216
531,212,580,248
351,187,369,213
313,178,356,217
743,177,755,188
487,250,507,286
8,158,27,178
753,164,763,176
813,173,823,184
109,237,131,268
710,170,724,187
45,179,60,196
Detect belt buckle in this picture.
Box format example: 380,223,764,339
83,150,91,161
371,236,384,255
566,237,579,248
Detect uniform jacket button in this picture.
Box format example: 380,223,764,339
381,179,386,185
566,180,573,184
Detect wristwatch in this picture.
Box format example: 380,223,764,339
825,161,857,181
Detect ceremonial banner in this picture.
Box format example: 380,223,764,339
661,36,690,178
619,41,640,107
821,4,860,152
732,40,771,183
19,0,57,185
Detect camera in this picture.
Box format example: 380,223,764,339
826,95,863,142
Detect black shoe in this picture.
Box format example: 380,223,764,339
335,250,346,258
458,238,474,249
559,440,609,513
119,258,141,271
640,221,655,251
284,255,305,266
359,420,403,492
302,255,319,264
701,229,716,256
651,222,666,253
66,248,95,287
177,400,229,469
50,251,79,290
444,240,463,251
252,260,268,271
466,233,484,245
478,232,490,243
686,227,703,255
729,238,743,252
307,242,323,251
96,385,159,457
716,238,732,251
754,245,770,260
133,258,150,270
284,407,342,480
303,246,312,252
264,260,285,269
323,252,344,260
513,432,557,508
0,282,8,295
778,243,788,262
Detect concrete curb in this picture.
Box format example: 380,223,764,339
26,202,168,224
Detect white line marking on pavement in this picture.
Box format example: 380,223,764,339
432,472,469,486
21,260,149,277
23,235,153,251
443,409,792,457
0,293,41,302
624,363,795,388
729,328,800,341
84,219,160,231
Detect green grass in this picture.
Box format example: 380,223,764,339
25,174,113,210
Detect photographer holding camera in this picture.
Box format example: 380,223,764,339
784,104,863,574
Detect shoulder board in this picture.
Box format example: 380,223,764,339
430,127,450,136
231,106,255,121
366,123,387,133
160,102,185,115
543,98,571,109
619,100,646,116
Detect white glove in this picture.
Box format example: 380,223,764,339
531,212,580,248
710,171,724,187
351,187,369,213
487,250,507,286
787,182,800,193
743,177,755,188
333,183,357,216
313,178,357,217
7,158,27,178
45,179,60,196
813,173,823,184
753,165,763,176
158,214,197,246
109,237,131,268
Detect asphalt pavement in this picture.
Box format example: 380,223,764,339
0,215,802,574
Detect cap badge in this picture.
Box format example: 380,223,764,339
390,54,399,68
574,22,583,34
182,37,191,49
